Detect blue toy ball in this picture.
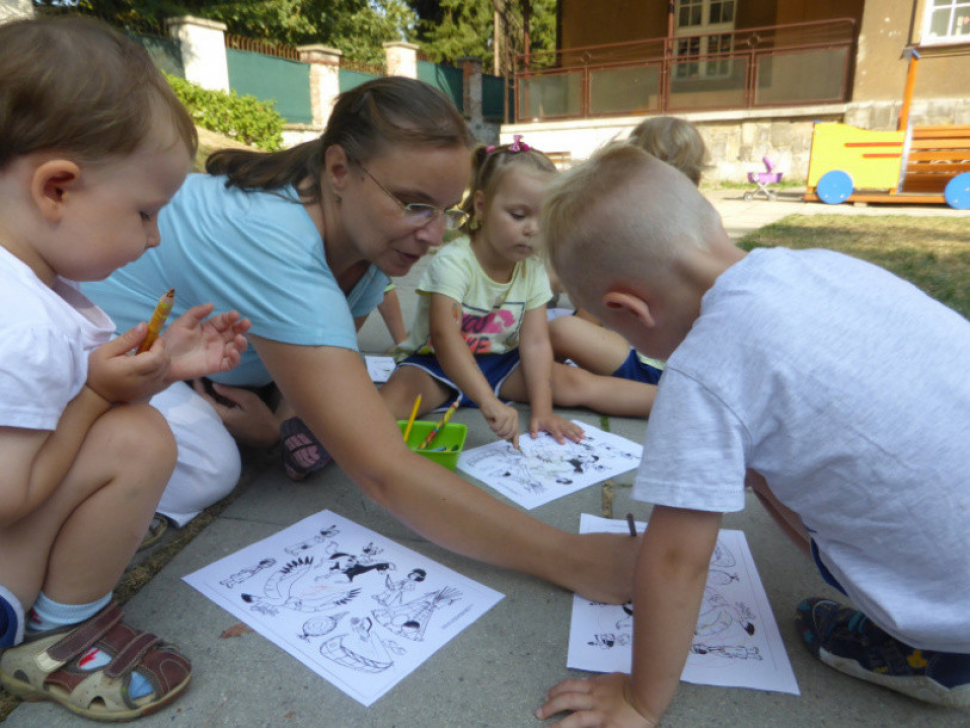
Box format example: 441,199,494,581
816,170,853,205
944,172,970,210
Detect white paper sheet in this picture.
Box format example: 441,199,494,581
456,421,642,509
568,514,799,695
365,355,396,383
183,510,503,707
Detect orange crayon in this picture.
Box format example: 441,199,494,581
136,288,175,353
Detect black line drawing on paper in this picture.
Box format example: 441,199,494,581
220,558,276,589
373,568,427,607
372,586,462,642
285,525,341,556
298,612,348,642
458,424,642,507
708,538,740,586
695,587,756,638
589,633,631,649
691,643,763,660
319,616,405,673
323,541,396,583
240,556,362,616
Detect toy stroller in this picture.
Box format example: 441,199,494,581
744,156,783,201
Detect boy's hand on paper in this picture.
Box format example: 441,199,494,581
529,412,584,444
481,399,519,447
87,323,168,402
162,303,251,383
536,673,658,728
192,379,279,448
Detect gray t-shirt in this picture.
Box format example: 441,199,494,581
634,247,970,652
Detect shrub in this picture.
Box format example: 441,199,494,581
165,73,284,151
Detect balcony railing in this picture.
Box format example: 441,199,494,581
513,18,856,122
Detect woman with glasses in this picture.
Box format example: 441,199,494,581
84,77,639,607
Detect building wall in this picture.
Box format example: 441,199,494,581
852,0,970,124
558,0,664,50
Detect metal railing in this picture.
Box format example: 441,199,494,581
226,33,300,61
513,18,856,122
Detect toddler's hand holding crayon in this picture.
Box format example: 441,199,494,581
87,323,170,403
480,397,519,449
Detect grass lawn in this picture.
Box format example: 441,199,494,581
738,214,970,319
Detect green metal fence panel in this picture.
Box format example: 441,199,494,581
482,73,507,119
226,48,313,125
131,33,184,79
339,68,382,93
416,61,463,113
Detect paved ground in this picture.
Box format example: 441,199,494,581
7,191,969,727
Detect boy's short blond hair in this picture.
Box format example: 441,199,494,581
542,144,721,301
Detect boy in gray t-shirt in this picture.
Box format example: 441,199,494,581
535,145,970,727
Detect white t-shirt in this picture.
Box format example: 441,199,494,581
395,236,552,359
0,247,114,431
634,247,970,652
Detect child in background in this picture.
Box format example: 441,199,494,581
536,145,970,726
548,117,708,388
379,139,656,445
377,284,409,346
0,17,249,721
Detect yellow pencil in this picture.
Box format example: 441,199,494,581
418,397,460,450
403,394,422,443
136,288,175,354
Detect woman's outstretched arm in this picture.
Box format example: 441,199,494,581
253,334,640,605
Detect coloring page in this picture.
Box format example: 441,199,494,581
365,355,396,383
184,510,503,707
456,421,642,509
567,514,799,695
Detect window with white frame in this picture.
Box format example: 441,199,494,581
674,0,737,78
922,0,970,44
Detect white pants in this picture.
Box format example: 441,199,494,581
149,382,241,527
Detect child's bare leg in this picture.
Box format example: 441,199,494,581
0,403,176,609
746,469,811,555
378,365,452,419
546,362,656,417
548,316,631,375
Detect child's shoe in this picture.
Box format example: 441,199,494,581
280,417,333,481
0,601,190,721
796,597,970,709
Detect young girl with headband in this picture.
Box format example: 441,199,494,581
379,137,657,445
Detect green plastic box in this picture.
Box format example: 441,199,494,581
397,420,468,471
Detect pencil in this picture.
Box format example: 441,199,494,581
136,288,175,354
418,396,460,450
626,512,637,537
403,394,422,443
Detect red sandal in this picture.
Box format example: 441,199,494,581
0,601,190,721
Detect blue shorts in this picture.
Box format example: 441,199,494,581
0,584,25,647
397,351,521,410
811,540,848,596
612,349,663,385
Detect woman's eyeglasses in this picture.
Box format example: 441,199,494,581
357,162,469,231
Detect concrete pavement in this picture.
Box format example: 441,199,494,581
6,191,968,727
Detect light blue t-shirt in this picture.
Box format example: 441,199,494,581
84,174,388,386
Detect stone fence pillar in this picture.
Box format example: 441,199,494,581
298,45,343,130
165,15,229,92
383,41,419,78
